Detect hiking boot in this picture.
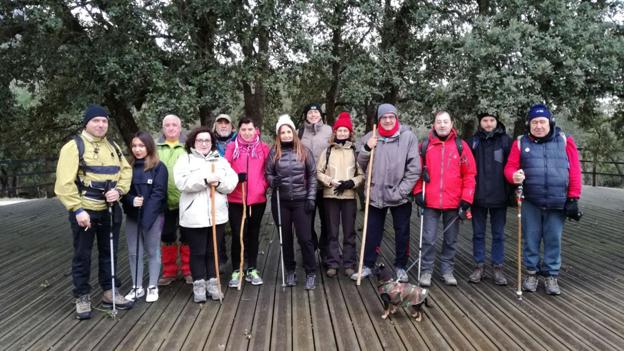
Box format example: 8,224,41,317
350,266,372,281
545,276,561,295
193,279,207,303
442,272,458,286
102,289,133,310
523,273,538,292
125,287,145,301
286,271,297,287
246,269,264,286
145,286,159,303
492,265,508,286
344,268,355,277
207,278,224,300
396,268,408,283
304,274,316,290
326,268,337,278
219,262,228,275
468,263,484,283
229,270,241,288
419,272,432,287
75,294,91,320
158,276,176,286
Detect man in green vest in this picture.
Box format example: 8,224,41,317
156,114,191,285
55,104,133,320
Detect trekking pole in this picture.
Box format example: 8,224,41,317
210,163,223,304
135,190,142,301
276,188,286,289
404,175,427,280
356,125,377,286
516,185,524,301
238,181,247,290
105,180,118,319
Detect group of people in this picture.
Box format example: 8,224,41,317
55,101,582,321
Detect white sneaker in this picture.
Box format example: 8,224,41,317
350,266,372,281
145,286,159,302
125,287,145,301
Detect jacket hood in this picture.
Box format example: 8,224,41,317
428,128,459,144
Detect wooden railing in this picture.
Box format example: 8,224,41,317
2,151,623,198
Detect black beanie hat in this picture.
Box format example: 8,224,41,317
477,111,499,122
83,104,109,126
303,103,322,117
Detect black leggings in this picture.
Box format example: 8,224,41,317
271,198,316,274
183,225,225,280
229,202,267,272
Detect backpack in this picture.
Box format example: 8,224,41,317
420,136,463,183
73,135,124,191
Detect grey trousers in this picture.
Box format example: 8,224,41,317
420,208,460,275
126,215,163,288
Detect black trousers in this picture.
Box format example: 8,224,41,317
183,224,225,280
311,191,329,257
69,208,121,297
161,208,187,244
272,198,316,274
323,198,358,269
229,202,267,272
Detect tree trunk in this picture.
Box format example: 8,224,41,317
325,2,345,125
104,93,139,149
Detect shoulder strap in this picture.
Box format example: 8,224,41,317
455,136,463,156
559,131,567,146
298,127,304,140
471,137,479,151
420,138,430,168
322,146,333,173
73,135,86,191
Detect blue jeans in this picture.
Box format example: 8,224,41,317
363,202,412,269
421,208,460,274
471,206,507,265
522,200,566,276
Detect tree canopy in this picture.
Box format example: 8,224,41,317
1,0,622,161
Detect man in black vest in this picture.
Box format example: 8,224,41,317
468,112,512,285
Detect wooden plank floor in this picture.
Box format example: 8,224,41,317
0,190,623,351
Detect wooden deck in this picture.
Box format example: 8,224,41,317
0,189,623,351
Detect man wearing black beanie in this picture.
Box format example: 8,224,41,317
55,104,133,319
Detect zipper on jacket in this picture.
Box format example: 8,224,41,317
439,142,445,208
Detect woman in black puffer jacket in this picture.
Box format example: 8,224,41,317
266,114,318,290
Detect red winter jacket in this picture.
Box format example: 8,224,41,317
412,129,477,209
225,136,270,205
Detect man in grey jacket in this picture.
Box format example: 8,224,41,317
351,103,421,282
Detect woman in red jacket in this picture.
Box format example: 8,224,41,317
225,118,270,288
413,111,476,287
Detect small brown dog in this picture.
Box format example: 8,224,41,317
375,264,430,321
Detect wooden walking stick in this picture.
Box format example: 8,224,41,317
210,163,223,303
516,185,524,301
356,125,377,286
238,181,247,290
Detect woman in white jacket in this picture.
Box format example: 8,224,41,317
174,126,237,303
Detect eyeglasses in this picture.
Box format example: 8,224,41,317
195,139,212,144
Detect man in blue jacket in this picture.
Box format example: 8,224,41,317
468,112,512,285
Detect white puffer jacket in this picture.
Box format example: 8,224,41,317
174,149,238,228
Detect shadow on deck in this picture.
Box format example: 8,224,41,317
0,186,623,350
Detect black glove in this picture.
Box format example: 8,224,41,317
564,198,583,221
238,172,247,183
458,200,471,220
413,192,425,208
333,180,355,196
304,199,315,213
271,176,281,188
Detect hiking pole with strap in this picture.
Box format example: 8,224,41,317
238,181,247,290
276,188,286,289
404,172,427,282
135,190,142,301
356,124,377,286
210,163,223,303
105,180,118,319
516,185,524,301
